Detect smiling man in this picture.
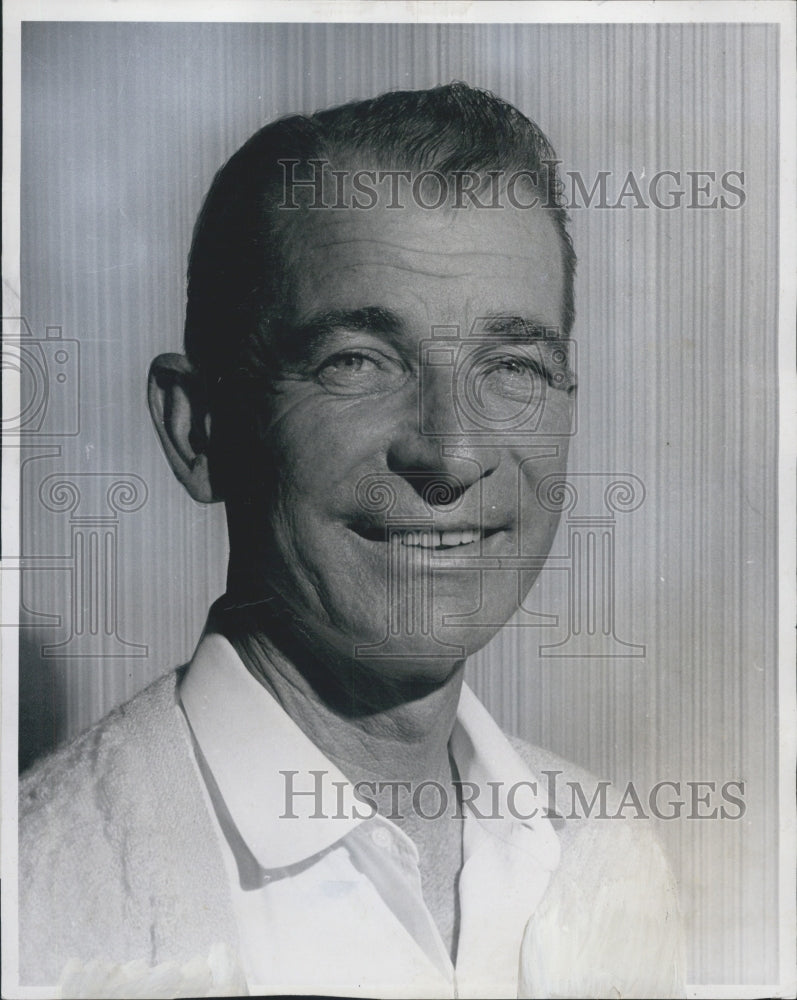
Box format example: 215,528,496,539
19,84,683,998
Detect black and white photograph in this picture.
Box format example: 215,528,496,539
2,3,795,997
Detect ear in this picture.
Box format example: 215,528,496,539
148,353,219,503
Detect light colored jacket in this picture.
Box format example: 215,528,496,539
19,669,684,998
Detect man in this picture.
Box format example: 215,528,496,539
19,83,683,998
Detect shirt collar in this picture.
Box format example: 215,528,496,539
180,631,560,873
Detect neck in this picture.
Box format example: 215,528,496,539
211,596,466,798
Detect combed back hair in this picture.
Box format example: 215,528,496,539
185,82,576,406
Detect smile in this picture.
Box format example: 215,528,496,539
352,523,504,549
395,528,481,549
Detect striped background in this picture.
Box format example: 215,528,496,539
19,21,779,985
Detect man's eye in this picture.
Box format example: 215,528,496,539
494,357,537,376
323,353,375,374
467,345,575,399
474,355,547,401
316,351,406,395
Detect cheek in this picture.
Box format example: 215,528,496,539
515,440,570,548
268,403,355,488
266,398,392,530
540,388,575,437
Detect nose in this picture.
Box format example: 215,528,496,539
386,367,500,505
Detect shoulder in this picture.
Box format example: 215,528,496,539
20,669,183,831
17,668,233,983
19,670,186,891
508,735,685,999
507,733,672,858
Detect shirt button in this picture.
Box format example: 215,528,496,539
371,827,392,849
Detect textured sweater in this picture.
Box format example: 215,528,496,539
18,669,684,998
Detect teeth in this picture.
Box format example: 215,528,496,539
397,529,481,548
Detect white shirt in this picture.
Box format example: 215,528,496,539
180,633,561,999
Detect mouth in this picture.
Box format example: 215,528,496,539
351,523,505,550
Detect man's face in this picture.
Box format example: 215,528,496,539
226,195,573,680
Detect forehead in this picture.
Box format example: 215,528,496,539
278,200,566,332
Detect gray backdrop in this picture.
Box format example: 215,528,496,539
17,21,778,987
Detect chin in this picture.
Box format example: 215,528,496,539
348,622,503,686
324,590,510,681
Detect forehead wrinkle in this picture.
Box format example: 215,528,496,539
309,236,542,265
306,259,490,281
301,245,546,285
281,208,566,330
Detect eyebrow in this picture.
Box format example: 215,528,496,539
290,306,406,342
479,315,565,340
277,308,565,361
